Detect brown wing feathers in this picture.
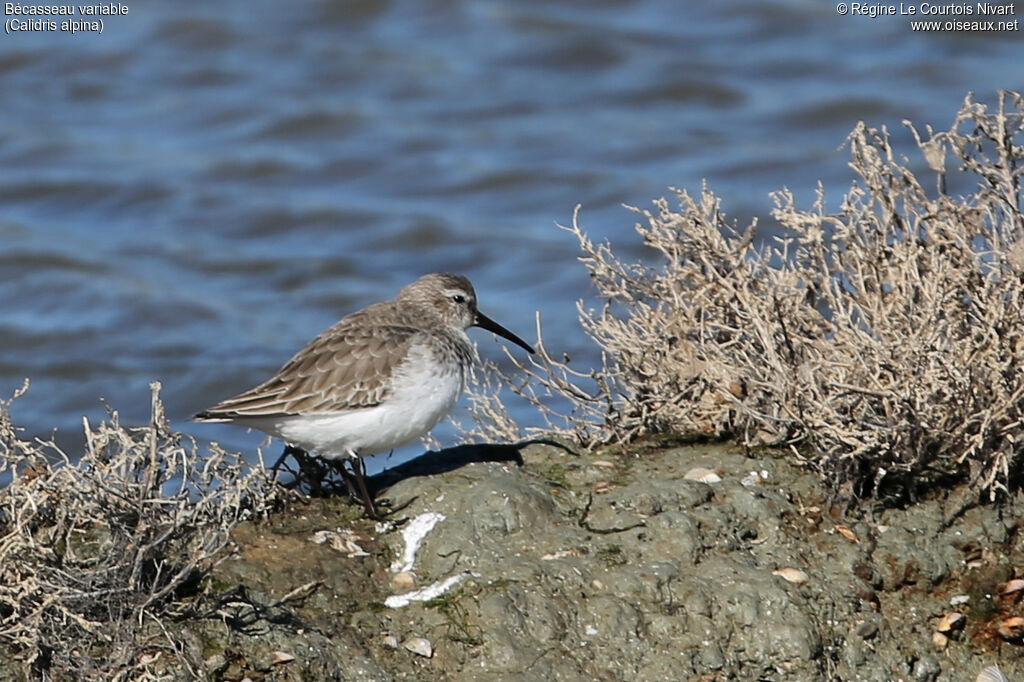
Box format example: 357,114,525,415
196,322,419,418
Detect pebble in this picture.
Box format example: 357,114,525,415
854,621,877,639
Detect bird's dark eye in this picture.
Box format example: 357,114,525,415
451,294,466,304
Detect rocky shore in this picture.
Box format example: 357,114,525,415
110,439,1024,680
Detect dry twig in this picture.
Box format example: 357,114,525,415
463,91,1024,503
0,381,279,680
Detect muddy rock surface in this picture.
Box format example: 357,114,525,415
170,440,1024,680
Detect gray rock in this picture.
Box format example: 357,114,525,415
20,439,1019,680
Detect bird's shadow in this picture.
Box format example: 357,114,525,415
369,442,525,490
370,439,576,514
270,438,572,514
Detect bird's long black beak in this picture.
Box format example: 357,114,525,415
475,312,535,354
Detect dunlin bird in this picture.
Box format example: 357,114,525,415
194,272,534,517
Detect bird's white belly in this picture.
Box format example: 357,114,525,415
270,358,463,459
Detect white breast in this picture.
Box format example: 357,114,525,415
267,340,466,459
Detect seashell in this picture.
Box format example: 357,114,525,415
936,611,964,633
931,631,948,648
269,651,295,665
997,616,1024,641
137,652,160,665
592,481,613,493
772,568,809,585
592,460,615,468
684,467,723,484
541,549,580,560
1000,578,1024,596
834,524,859,543
976,664,1009,682
403,636,434,658
740,471,762,487
381,635,399,649
390,571,417,591
309,529,370,557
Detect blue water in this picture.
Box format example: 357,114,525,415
1,0,1020,465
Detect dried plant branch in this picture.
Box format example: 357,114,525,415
463,90,1024,503
0,381,280,680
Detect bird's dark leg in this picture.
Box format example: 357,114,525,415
270,444,302,476
328,459,360,500
273,444,328,496
347,456,379,520
273,445,377,517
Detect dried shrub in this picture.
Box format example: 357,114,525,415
470,91,1024,503
0,381,279,680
